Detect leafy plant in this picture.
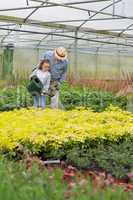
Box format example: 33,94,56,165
64,139,133,179
0,106,132,178
0,86,32,111
0,158,131,200
0,83,127,112
60,83,127,111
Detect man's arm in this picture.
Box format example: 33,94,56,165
40,51,52,61
59,62,68,84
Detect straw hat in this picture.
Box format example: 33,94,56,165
54,47,67,61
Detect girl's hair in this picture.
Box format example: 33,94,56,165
38,59,50,70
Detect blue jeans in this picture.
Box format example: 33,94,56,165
33,95,46,108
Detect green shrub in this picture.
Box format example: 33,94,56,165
0,158,131,200
41,138,133,179
0,83,127,112
60,83,127,111
0,86,32,111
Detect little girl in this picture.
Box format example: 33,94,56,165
30,59,51,108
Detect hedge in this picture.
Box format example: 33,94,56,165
0,106,132,178
0,83,127,112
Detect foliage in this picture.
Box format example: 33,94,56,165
0,83,127,112
0,106,132,178
0,158,132,200
64,139,133,179
0,106,132,151
60,83,127,111
0,86,32,111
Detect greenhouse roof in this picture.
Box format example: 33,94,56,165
0,0,133,54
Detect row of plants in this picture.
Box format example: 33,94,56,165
0,86,32,111
0,106,132,178
0,83,127,112
60,83,127,111
51,138,133,179
0,158,132,200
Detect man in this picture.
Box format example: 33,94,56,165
42,47,68,108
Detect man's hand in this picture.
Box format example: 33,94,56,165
57,82,61,90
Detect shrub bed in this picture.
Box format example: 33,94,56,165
0,86,32,111
0,106,132,178
51,139,133,179
0,158,132,200
60,83,127,111
0,83,127,112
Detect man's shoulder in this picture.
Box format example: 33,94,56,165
41,50,54,61
44,50,54,57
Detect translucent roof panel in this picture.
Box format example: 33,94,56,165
0,0,133,55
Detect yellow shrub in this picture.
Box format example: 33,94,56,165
0,106,132,151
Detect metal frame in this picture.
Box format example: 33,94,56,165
0,0,133,56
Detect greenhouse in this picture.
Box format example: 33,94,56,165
0,0,133,78
0,1,132,200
